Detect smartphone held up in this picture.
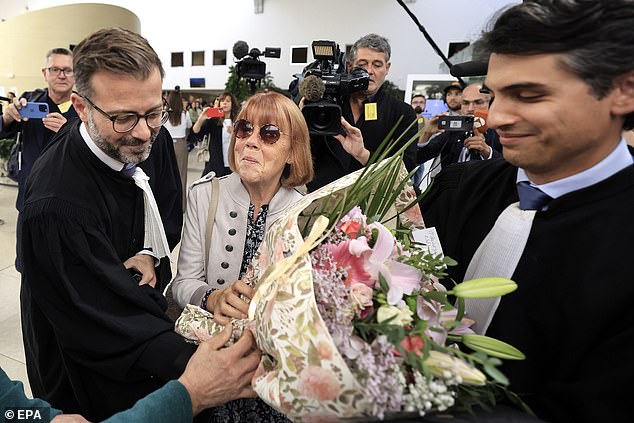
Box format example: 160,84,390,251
18,102,49,119
205,107,224,118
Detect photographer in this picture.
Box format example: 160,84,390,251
417,83,501,179
192,91,239,177
306,34,418,192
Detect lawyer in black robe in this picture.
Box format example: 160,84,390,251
19,120,194,421
420,158,634,422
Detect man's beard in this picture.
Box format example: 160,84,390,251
87,111,156,164
448,103,461,112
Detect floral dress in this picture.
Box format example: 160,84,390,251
203,203,291,423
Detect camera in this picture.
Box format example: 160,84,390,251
233,41,281,93
291,40,369,136
438,115,474,132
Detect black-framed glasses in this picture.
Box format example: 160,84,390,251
77,92,170,133
234,119,286,144
47,67,74,76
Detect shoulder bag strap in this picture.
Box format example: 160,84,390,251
203,177,220,276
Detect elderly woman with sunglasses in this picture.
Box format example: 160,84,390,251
171,91,312,421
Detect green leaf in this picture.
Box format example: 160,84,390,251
451,277,518,298
307,342,321,366
483,363,509,386
462,334,526,360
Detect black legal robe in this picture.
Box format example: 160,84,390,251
420,158,634,422
19,121,195,421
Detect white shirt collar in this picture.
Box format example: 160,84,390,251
516,138,633,199
79,122,126,172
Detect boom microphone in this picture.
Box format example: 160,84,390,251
232,40,249,60
298,75,326,102
450,61,489,78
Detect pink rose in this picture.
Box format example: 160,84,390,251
340,220,362,239
350,283,373,310
298,366,340,401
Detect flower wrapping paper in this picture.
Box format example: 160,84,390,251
245,162,423,420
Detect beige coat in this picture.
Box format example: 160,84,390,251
172,172,303,308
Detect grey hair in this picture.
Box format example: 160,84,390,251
348,33,391,64
45,48,72,63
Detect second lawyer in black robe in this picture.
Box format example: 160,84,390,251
420,158,634,423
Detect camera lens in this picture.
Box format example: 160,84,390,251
39,104,47,112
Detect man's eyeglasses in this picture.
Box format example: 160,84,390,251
234,119,286,144
77,92,170,133
47,67,74,77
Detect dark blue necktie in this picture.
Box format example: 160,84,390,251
517,180,552,211
121,163,137,178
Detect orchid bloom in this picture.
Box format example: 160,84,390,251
366,222,422,305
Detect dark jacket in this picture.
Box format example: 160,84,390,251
0,89,78,211
307,85,418,191
417,128,503,168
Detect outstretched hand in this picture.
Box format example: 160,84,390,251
178,326,260,415
334,117,370,165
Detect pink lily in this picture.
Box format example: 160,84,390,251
366,223,422,305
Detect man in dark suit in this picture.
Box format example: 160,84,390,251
420,1,634,421
417,84,502,178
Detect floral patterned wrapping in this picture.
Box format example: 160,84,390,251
245,162,423,421
175,161,423,421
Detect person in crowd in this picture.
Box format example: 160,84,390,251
18,27,256,421
418,82,464,147
420,1,634,421
442,82,463,116
410,93,428,130
192,91,239,177
411,93,428,187
188,99,202,125
0,327,259,422
0,48,77,212
163,88,192,206
417,83,502,178
307,33,418,191
172,90,313,422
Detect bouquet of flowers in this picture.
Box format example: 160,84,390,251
242,153,524,421
176,143,525,421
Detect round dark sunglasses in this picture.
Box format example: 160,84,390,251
234,119,286,144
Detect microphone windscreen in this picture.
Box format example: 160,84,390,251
233,40,249,59
450,61,489,77
299,75,326,102
474,109,489,133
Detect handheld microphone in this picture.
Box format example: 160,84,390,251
232,40,249,60
474,109,488,134
450,61,489,78
298,75,326,102
468,109,489,160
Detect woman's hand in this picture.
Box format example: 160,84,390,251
208,280,255,325
193,107,210,134
334,117,370,165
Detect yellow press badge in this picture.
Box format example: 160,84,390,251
364,103,377,121
57,100,72,113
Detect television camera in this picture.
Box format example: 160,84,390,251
292,40,369,136
232,40,281,93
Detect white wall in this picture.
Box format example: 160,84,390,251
1,0,519,91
